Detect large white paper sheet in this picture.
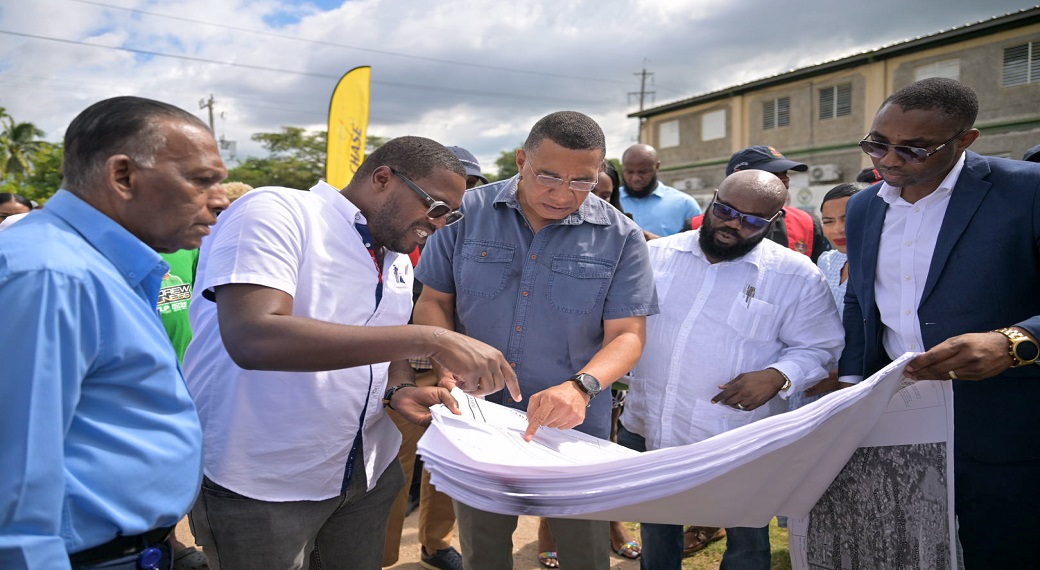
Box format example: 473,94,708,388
418,353,919,528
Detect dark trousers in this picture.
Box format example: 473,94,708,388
955,451,1040,569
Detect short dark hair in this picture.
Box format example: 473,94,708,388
0,192,33,210
883,78,978,127
352,136,464,183
821,183,863,209
523,111,605,157
63,96,209,193
601,159,624,212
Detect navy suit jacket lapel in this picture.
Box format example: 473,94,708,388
922,152,992,304
860,190,888,312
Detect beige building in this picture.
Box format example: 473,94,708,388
630,7,1040,214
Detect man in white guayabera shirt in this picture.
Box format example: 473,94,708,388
619,169,843,570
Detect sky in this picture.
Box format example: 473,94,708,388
1,0,1035,176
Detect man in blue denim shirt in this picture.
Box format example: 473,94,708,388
415,111,658,569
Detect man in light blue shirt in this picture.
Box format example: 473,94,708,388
416,111,658,569
619,143,703,237
0,96,229,570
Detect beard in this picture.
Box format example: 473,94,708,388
368,197,433,254
624,175,658,198
698,212,767,262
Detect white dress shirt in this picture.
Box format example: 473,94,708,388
184,182,414,501
623,230,844,450
876,153,966,360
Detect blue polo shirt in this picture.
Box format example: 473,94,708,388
0,190,203,568
416,176,659,439
619,181,703,236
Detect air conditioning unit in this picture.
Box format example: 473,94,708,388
676,177,705,191
809,164,841,183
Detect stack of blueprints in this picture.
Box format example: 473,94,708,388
418,353,919,528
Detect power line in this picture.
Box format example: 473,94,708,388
0,29,604,106
66,0,632,86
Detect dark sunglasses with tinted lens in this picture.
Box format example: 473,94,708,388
709,190,784,231
390,168,464,226
858,128,966,164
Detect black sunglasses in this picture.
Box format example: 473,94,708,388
390,168,464,226
709,189,784,231
858,129,966,164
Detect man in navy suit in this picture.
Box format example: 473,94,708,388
840,77,1040,568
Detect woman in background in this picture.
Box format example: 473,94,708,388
0,192,33,222
790,183,862,408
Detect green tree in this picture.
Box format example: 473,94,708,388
228,127,327,189
7,141,63,204
0,107,45,185
366,135,387,152
490,147,520,181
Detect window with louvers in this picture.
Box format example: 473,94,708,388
819,84,851,120
1003,42,1039,87
763,97,790,130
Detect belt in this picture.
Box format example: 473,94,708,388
69,525,174,566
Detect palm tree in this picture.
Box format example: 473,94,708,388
0,107,45,183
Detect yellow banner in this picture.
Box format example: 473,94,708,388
326,66,370,189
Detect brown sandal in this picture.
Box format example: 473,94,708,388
683,526,725,557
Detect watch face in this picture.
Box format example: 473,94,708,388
575,373,601,396
1016,339,1040,362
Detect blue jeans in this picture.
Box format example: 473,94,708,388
616,423,771,570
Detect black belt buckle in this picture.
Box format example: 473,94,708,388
69,525,174,568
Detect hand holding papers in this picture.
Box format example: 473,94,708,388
418,353,918,527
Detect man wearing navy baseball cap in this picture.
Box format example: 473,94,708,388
726,145,827,263
447,146,489,189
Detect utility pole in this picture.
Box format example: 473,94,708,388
627,61,655,143
199,94,215,132
627,62,655,111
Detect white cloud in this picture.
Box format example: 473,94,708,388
0,0,1031,175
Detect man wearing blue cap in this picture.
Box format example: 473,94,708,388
447,146,489,189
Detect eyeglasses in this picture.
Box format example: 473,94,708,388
391,168,464,226
709,190,784,231
858,129,966,164
530,171,599,192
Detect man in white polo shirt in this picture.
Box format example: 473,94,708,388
183,136,520,570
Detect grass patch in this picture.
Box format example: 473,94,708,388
625,519,792,570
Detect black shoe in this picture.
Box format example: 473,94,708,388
420,546,463,570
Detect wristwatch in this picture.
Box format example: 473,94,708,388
995,328,1040,367
771,368,792,393
568,372,603,403
383,383,417,410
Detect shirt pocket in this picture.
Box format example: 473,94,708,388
549,255,613,315
725,293,780,342
458,240,515,298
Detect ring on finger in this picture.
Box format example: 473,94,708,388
948,370,959,380
735,403,747,410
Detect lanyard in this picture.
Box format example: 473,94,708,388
354,222,383,306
